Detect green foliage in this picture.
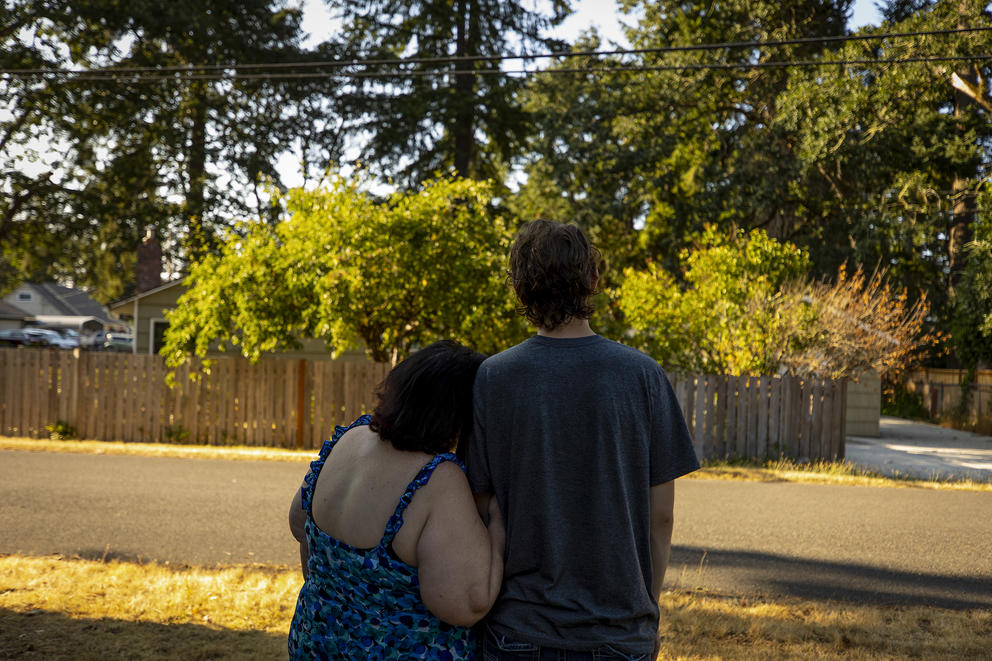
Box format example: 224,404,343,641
1,0,345,300
325,0,569,185
619,228,811,374
950,239,992,369
45,420,76,441
163,424,191,444
512,0,991,370
162,177,527,365
881,381,932,420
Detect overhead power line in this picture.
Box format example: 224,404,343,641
1,25,990,84
9,53,989,83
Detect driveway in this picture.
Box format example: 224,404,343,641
846,416,992,481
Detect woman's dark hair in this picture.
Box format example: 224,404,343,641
369,340,485,455
509,219,600,331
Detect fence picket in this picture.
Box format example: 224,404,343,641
724,375,736,458
756,376,769,460
767,377,781,458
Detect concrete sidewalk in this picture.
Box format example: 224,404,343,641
846,416,992,481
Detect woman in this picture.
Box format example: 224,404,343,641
288,340,504,659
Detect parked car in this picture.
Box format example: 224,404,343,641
57,329,81,349
24,328,77,349
80,329,132,352
0,329,45,347
104,332,133,352
80,330,106,350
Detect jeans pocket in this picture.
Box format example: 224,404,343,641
593,645,651,661
484,626,540,659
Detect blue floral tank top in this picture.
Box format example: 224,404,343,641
288,415,477,660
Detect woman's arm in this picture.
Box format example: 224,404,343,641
288,484,310,579
415,463,505,627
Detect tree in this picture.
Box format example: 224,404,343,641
1,0,347,300
620,227,939,380
514,0,851,269
773,0,992,323
321,0,571,185
161,176,527,366
619,228,811,375
950,200,992,369
780,265,937,380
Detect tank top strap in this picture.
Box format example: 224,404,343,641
300,414,372,514
380,452,465,547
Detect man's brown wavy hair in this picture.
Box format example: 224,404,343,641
509,220,600,331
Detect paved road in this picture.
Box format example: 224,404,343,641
2,449,990,609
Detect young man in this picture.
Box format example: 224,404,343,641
468,219,700,659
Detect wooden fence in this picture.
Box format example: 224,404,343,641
0,349,846,460
0,349,388,449
668,374,846,462
905,368,992,422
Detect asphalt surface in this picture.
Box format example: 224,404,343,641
2,447,990,609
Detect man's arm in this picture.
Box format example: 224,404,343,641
649,480,676,602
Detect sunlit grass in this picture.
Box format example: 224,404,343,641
656,589,992,660
2,554,990,660
696,457,992,491
0,436,312,462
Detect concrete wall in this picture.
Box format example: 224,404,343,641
846,370,881,437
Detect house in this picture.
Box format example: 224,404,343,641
1,282,121,333
108,278,185,355
0,300,30,330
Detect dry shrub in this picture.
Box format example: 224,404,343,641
779,265,943,381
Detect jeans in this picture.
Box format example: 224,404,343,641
481,626,651,661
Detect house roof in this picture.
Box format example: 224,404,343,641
29,282,116,323
108,278,184,312
0,300,30,320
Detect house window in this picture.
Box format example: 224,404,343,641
151,320,169,354
17,292,32,302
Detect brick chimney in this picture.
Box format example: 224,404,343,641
136,228,163,293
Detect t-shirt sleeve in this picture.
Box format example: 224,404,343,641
466,370,493,494
650,369,701,485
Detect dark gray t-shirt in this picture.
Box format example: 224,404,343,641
467,334,699,654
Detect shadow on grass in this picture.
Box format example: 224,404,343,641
670,546,992,610
0,608,286,661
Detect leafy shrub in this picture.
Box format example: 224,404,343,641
881,383,930,420
45,420,76,441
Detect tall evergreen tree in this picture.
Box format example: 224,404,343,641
1,1,347,300
322,0,571,185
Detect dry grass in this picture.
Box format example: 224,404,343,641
2,554,991,660
656,590,992,660
0,554,302,660
695,458,992,492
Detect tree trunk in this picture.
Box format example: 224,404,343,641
452,0,477,178
948,3,976,294
185,81,209,261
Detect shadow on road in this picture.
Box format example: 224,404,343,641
670,546,992,610
0,608,285,660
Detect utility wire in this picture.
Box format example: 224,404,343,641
5,54,991,83
1,24,991,79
